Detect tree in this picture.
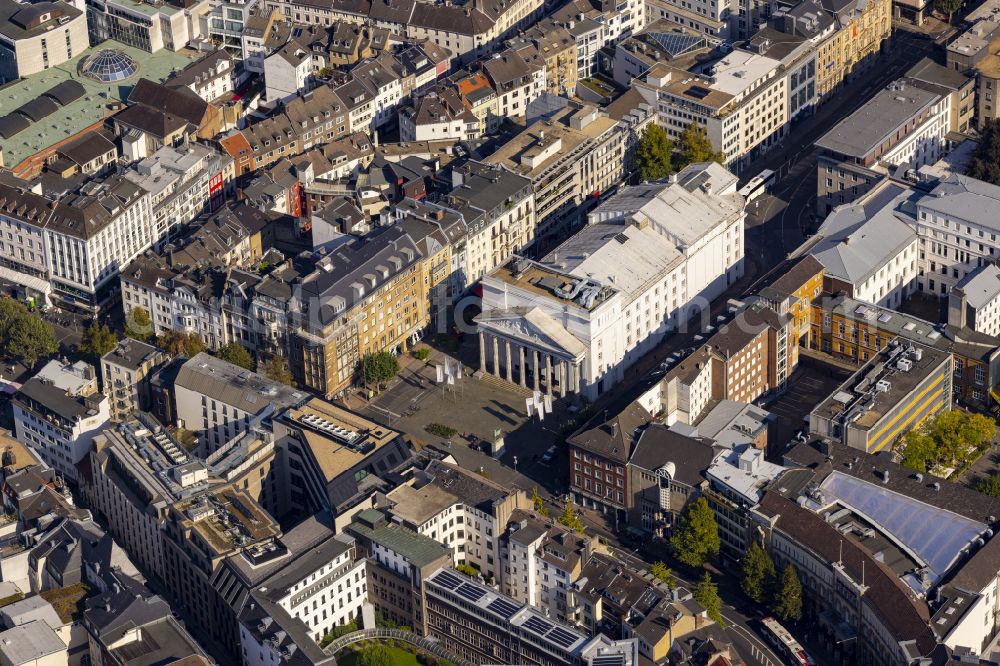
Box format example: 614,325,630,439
935,0,962,22
362,351,400,386
675,123,726,170
901,409,997,471
771,565,803,622
158,331,205,357
901,429,937,473
693,572,725,627
740,541,776,604
7,314,57,368
532,486,549,517
359,643,392,666
125,307,153,342
413,347,431,362
635,124,674,182
217,342,253,370
260,356,294,386
670,497,720,567
0,300,28,340
79,323,117,358
978,473,1000,499
557,498,585,533
649,561,675,589
967,120,1000,185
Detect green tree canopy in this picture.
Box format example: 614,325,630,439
967,120,1000,185
649,561,675,589
359,643,392,666
771,564,803,622
693,572,725,626
557,498,585,533
362,351,400,386
158,331,205,358
79,323,117,359
935,0,962,21
217,342,254,370
901,409,997,472
636,124,674,182
7,314,58,368
670,497,721,567
901,429,937,473
978,473,1000,499
740,541,776,604
675,123,726,170
531,486,550,517
259,356,294,386
125,307,153,342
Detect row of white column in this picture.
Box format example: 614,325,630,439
478,331,580,396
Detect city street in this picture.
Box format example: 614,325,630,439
741,24,945,274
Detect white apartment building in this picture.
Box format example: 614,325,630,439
267,536,368,638
45,178,154,311
398,94,481,143
0,182,50,306
810,182,920,309
438,161,535,295
14,360,110,481
949,264,1000,336
123,143,234,246
478,162,744,400
173,353,306,454
209,0,260,57
635,49,787,172
263,42,315,103
387,460,526,583
500,511,591,623
914,175,1000,298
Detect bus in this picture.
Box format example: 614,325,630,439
760,616,815,666
739,168,776,202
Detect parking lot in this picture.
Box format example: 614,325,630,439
763,353,853,452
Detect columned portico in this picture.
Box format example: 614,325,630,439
475,308,587,398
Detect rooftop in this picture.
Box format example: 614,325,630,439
347,509,450,568
815,79,941,158
955,263,1000,308
810,182,920,285
175,353,307,416
281,399,401,482
810,340,950,438
0,40,195,169
101,338,162,371
707,443,786,505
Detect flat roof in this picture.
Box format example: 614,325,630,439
810,341,950,433
709,50,781,97
815,80,941,158
0,40,195,169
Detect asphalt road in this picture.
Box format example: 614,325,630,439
741,25,942,277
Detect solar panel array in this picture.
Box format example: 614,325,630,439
455,583,487,603
486,597,520,619
546,627,579,649
433,571,464,591
522,615,554,636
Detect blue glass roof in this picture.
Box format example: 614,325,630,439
80,49,139,82
646,32,706,58
819,471,986,584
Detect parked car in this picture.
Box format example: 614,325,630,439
541,446,557,464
